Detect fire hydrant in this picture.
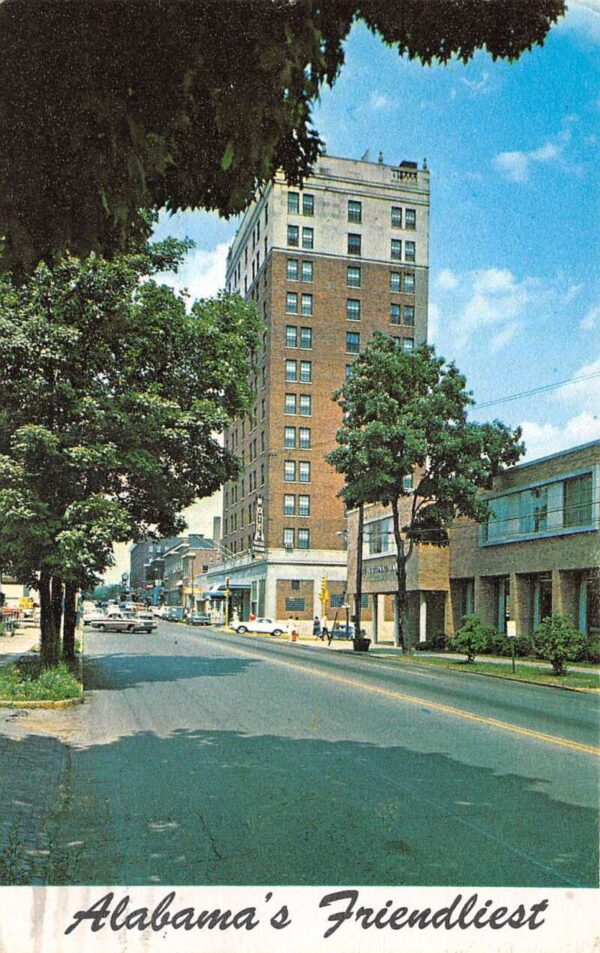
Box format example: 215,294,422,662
291,628,298,642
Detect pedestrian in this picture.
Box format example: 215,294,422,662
249,610,256,621
321,616,330,644
312,615,322,639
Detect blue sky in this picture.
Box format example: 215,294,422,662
155,0,600,465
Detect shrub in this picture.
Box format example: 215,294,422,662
583,639,600,664
533,614,586,675
448,615,496,663
415,632,447,652
487,631,534,658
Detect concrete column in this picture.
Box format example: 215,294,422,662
474,576,496,627
419,592,427,643
511,573,532,638
552,569,578,625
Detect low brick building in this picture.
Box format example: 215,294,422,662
448,439,600,640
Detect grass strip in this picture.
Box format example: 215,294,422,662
0,658,82,701
389,655,600,690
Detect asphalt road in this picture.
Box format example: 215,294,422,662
36,623,600,886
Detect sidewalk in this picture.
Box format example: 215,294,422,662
0,629,39,668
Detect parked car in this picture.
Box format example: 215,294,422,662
164,607,184,622
330,621,355,639
86,613,154,633
234,618,288,637
187,613,212,626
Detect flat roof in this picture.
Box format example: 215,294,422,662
513,438,600,472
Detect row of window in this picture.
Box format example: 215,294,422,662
347,265,415,292
287,259,313,282
482,472,595,544
284,426,311,449
289,193,417,230
286,227,416,262
285,359,312,383
287,225,314,249
345,299,414,325
285,326,313,349
286,292,313,315
283,528,310,549
346,332,414,354
285,393,312,416
284,460,311,483
284,494,311,517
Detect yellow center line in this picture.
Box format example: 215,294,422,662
205,633,600,758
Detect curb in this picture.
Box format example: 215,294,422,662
0,694,83,709
364,653,600,694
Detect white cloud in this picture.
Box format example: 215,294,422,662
489,321,522,354
437,268,459,290
428,301,440,343
460,71,490,95
556,2,600,43
580,302,600,331
369,92,394,111
521,413,600,462
492,125,575,183
493,151,532,183
158,241,230,303
555,356,600,406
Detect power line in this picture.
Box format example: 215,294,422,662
473,371,600,410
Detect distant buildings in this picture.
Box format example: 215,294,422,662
208,152,431,620
129,529,220,608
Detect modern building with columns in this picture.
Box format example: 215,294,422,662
448,439,600,640
346,439,599,645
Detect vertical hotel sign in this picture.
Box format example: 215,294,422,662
253,495,265,553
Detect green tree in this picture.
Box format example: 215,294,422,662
534,614,585,675
0,0,565,271
0,242,260,666
326,336,524,651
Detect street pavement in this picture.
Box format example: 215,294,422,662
0,621,597,887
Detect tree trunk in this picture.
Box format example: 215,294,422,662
63,582,77,662
51,576,63,640
391,498,410,652
354,502,364,641
39,569,60,668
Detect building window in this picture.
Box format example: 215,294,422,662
299,360,312,383
283,528,295,548
348,200,362,224
286,597,305,612
403,337,414,351
346,298,361,321
302,193,314,217
298,461,311,483
390,271,401,293
391,239,402,261
347,266,361,288
284,426,296,449
390,303,401,325
285,359,297,381
368,517,393,555
285,393,297,415
299,394,312,416
286,325,298,347
297,528,310,549
405,208,416,229
404,305,415,325
299,427,311,449
301,293,313,316
345,363,353,380
287,225,299,247
346,331,360,353
302,227,314,250
564,473,593,527
288,191,300,214
347,233,361,256
260,463,265,484
284,461,296,482
404,272,415,294
405,241,416,262
286,291,298,313
301,261,313,282
300,327,312,349
298,494,311,517
287,259,299,280
291,579,300,591
391,206,402,228
284,494,296,516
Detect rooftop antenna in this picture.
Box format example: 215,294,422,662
378,151,384,164
360,148,370,161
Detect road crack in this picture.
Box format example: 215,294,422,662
197,814,223,860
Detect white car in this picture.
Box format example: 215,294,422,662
234,618,288,637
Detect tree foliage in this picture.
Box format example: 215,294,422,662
0,241,260,662
327,336,524,649
448,615,496,663
0,0,565,271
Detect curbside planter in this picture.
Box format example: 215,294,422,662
352,637,371,652
0,694,83,709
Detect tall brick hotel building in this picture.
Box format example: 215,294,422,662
205,154,431,619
